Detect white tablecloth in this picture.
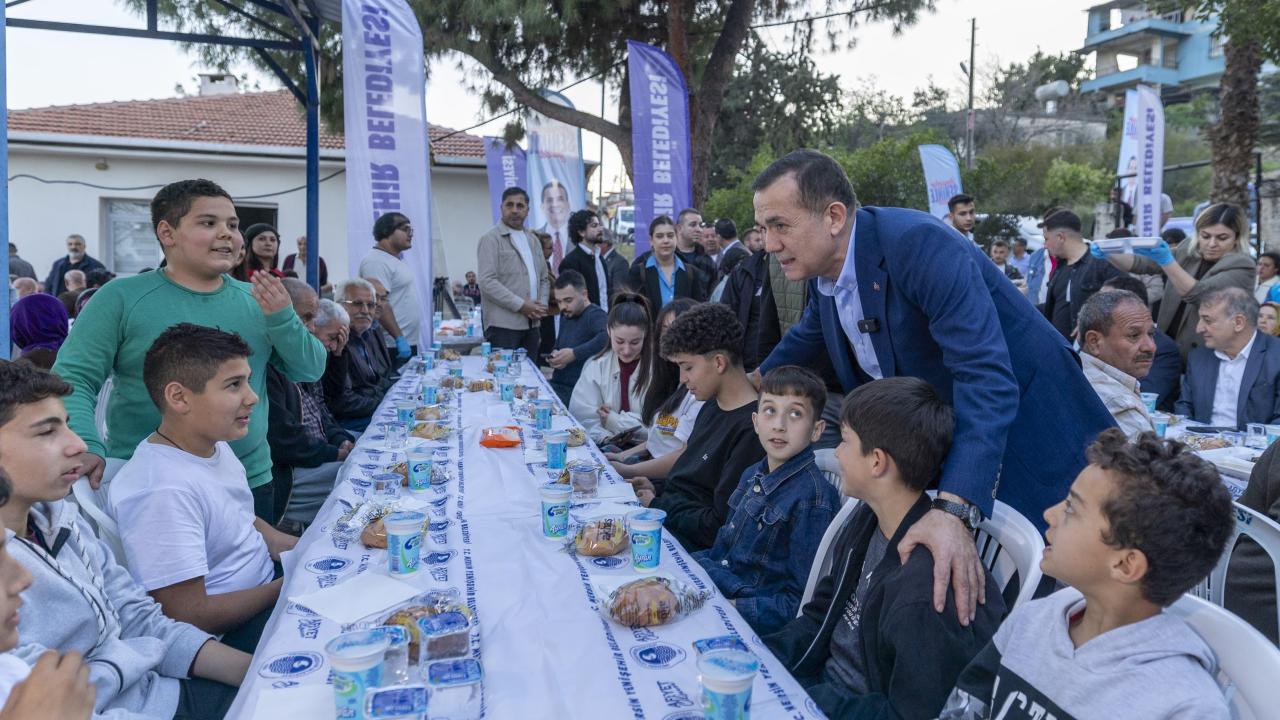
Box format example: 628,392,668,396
228,356,821,719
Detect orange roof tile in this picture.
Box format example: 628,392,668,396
6,89,484,159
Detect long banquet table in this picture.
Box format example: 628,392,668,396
228,355,822,719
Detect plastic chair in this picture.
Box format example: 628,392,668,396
813,448,842,491
975,499,1045,611
798,496,860,613
70,478,127,568
1192,502,1280,638
1168,594,1280,720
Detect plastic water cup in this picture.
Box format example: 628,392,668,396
505,361,521,380
499,381,515,402
628,508,668,573
546,430,569,470
1153,413,1169,438
430,449,451,487
514,348,528,365
406,448,433,492
534,399,553,431
491,361,507,378
480,341,492,356
422,350,436,371
372,472,401,497
568,461,599,498
384,511,425,575
697,649,759,720
395,400,416,424
1223,431,1246,447
325,630,391,720
539,483,573,539
381,422,407,449
371,625,411,686
1140,392,1158,414
1248,423,1269,449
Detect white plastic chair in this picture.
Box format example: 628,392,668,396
974,499,1045,611
799,496,859,613
70,478,127,568
1192,502,1280,638
813,448,842,491
1168,594,1280,720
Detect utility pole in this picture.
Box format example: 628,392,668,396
966,17,976,170
599,78,606,207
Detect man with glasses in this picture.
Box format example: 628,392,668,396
323,278,396,432
560,209,611,309
358,212,421,360
476,186,551,356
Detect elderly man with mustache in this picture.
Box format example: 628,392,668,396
1077,289,1159,437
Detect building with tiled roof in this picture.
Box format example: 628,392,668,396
7,83,491,285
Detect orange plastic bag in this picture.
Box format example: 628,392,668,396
479,426,522,448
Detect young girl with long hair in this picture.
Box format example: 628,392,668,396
569,293,654,443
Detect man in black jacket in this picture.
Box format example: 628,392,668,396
44,233,105,296
713,217,750,281
325,280,396,431
719,249,781,371
765,378,1004,720
267,291,355,531
558,209,611,309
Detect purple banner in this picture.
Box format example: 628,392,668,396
484,137,528,224
627,40,692,255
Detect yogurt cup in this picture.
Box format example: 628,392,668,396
499,381,515,402
1153,413,1169,438
395,400,416,424
1140,392,1158,414
628,508,668,573
546,430,569,470
325,630,391,720
384,511,425,575
480,341,492,356
534,399,554,431
420,382,439,405
539,483,573,539
422,351,436,371
406,448,433,492
697,649,759,720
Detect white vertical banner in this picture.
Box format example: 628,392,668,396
1133,85,1165,237
341,0,433,324
1116,88,1139,207
917,144,964,219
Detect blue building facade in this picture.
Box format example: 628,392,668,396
1079,2,1224,103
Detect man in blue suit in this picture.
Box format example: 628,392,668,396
1176,287,1280,429
752,150,1115,623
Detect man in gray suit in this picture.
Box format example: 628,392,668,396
1176,286,1280,429
476,186,551,356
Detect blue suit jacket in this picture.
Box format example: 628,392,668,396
760,207,1116,529
1175,330,1280,429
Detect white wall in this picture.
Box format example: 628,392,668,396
8,142,491,289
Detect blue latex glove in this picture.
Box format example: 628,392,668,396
395,336,411,359
1133,240,1175,266
1089,242,1106,260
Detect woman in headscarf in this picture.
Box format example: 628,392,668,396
9,293,68,369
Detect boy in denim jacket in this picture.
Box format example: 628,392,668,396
693,365,841,634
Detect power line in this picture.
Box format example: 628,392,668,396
8,169,346,200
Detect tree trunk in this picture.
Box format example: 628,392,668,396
688,0,756,207
666,0,692,89
1208,36,1262,209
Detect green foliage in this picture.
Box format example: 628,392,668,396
704,147,777,230
1043,158,1113,209
984,50,1092,113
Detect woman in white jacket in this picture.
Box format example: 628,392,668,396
570,294,654,443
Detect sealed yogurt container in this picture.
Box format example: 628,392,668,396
325,630,390,720
698,649,759,720
384,511,425,575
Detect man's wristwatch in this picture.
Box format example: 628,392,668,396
931,497,982,531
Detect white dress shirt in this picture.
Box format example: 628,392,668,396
1211,332,1257,427
592,246,609,311
815,220,883,379
509,226,540,304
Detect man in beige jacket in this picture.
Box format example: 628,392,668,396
477,187,551,355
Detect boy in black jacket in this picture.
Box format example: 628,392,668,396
765,377,1005,719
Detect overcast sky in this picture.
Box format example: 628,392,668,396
7,0,1101,194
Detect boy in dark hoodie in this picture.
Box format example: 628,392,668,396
765,377,1005,719
939,429,1233,719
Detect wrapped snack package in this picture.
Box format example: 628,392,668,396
440,349,462,361
332,499,397,545
602,576,709,628
361,517,388,549
566,427,587,448
415,405,448,421
411,422,450,441
479,426,522,448
380,590,470,665
440,376,465,390
467,379,495,393
573,517,629,557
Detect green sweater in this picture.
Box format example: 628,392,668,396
52,269,327,488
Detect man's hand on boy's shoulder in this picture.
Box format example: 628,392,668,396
0,650,95,720
73,451,105,489
251,272,291,316
898,497,986,627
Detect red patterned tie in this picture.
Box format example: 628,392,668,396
553,231,564,272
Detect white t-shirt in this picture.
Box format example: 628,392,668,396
645,392,705,459
360,248,423,346
110,440,274,595
0,653,30,709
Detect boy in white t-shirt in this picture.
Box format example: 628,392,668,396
111,323,297,652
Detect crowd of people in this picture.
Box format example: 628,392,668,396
0,148,1273,719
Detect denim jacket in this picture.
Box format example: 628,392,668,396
693,447,841,634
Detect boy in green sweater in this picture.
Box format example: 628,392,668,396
52,179,327,521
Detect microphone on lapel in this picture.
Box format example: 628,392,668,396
858,319,880,333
